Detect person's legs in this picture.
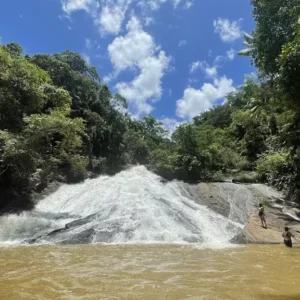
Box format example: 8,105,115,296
284,240,292,247
262,215,267,228
259,215,267,228
259,215,264,227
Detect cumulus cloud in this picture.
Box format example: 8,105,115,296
185,47,237,119
62,0,130,35
108,16,170,116
190,61,217,78
108,17,154,71
160,117,182,136
116,52,170,114
213,18,242,42
202,65,217,78
176,76,235,119
96,0,131,35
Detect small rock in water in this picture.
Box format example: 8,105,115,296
230,232,247,244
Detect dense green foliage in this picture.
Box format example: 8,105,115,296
1,0,300,212
0,46,171,212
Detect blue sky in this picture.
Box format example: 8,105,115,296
0,0,255,132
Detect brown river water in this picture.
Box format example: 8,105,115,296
1,244,300,300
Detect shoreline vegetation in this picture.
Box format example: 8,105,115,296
1,0,300,226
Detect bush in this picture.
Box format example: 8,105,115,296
256,152,288,182
233,172,260,183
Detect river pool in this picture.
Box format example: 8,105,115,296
1,244,300,300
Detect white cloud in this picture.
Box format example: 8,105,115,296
136,0,193,17
108,16,170,116
96,0,131,35
103,72,118,84
213,49,236,65
108,16,154,71
116,51,170,115
144,17,154,26
185,50,237,119
214,55,225,65
62,0,130,35
213,18,242,42
178,40,187,48
176,76,235,119
82,53,91,65
62,0,95,14
190,61,217,78
204,66,217,78
190,61,201,73
172,0,193,9
142,0,167,11
168,89,173,97
226,49,236,60
160,117,181,136
184,1,193,9
62,0,192,34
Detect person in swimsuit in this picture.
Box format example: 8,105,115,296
258,203,267,228
282,227,294,248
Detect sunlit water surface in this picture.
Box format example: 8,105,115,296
1,244,300,300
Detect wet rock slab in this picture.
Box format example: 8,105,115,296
231,206,300,244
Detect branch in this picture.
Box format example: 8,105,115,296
0,164,10,177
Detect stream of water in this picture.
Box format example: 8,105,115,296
0,166,257,246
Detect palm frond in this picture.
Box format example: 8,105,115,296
243,32,254,44
238,48,253,56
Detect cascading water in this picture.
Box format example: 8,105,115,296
0,166,257,246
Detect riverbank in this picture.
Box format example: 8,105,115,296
233,206,300,244
194,182,300,245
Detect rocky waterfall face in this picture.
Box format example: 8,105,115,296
0,166,283,246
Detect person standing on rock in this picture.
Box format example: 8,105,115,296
282,227,294,248
258,203,267,229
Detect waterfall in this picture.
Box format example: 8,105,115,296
0,166,258,246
